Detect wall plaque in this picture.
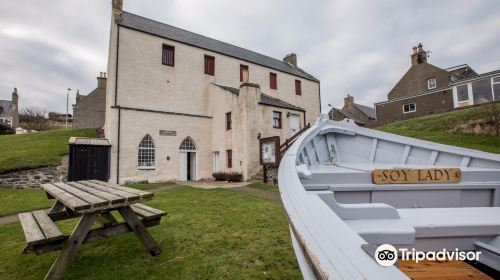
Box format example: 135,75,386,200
372,168,461,184
159,130,177,136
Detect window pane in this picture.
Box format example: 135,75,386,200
138,135,155,167
295,80,301,95
494,83,500,101
493,76,500,83
179,137,196,150
457,84,469,102
472,78,492,104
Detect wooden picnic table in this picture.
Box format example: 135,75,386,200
18,180,166,280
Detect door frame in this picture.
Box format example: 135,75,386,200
179,150,197,181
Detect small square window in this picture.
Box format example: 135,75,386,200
204,55,215,76
427,78,436,89
403,103,416,113
272,111,282,128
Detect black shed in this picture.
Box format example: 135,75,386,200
68,137,111,182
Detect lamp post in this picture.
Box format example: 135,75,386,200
66,88,71,129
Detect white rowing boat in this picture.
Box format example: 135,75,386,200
278,115,500,279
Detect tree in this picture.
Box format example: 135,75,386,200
19,106,49,131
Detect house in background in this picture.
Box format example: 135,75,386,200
104,0,321,183
328,94,375,127
374,43,498,125
73,72,107,129
451,69,500,108
0,88,19,128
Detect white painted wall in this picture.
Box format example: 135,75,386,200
105,9,319,183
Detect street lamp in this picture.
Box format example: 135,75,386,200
66,88,71,129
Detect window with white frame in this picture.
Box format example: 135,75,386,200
427,78,436,89
492,76,500,101
138,135,155,168
179,137,196,150
456,84,469,103
403,103,416,113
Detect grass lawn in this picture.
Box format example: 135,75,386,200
247,182,279,193
0,188,53,216
0,186,300,279
128,181,178,191
0,129,97,173
377,103,500,154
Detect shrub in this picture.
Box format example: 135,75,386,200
212,172,243,182
0,123,14,135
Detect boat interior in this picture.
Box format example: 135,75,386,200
285,120,500,277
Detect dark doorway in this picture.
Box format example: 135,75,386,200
68,138,111,181
187,152,193,180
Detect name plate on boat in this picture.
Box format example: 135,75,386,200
372,168,461,184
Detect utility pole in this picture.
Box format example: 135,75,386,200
66,88,71,129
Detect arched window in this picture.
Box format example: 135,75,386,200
138,135,155,168
179,137,196,151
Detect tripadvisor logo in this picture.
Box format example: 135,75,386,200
374,244,481,267
375,244,398,266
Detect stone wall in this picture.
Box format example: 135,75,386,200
0,156,68,189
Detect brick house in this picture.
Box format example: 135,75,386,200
73,72,107,129
104,0,321,183
328,95,375,127
375,44,482,125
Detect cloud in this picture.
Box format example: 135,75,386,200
0,0,499,114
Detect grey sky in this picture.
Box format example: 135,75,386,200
1,0,499,113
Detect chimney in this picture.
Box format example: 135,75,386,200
344,94,354,107
75,90,81,103
11,88,19,128
12,88,18,105
112,0,123,11
411,46,418,65
97,72,107,89
283,53,297,67
411,43,427,65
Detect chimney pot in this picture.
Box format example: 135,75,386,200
112,0,123,11
283,53,297,67
344,94,354,107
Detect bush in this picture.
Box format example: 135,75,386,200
0,123,14,135
212,172,243,182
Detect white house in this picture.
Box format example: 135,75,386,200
0,88,19,129
104,0,321,183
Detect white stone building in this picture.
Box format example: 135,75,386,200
104,0,321,183
0,88,19,129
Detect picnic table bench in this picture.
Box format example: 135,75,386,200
18,180,166,280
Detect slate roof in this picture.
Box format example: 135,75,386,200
213,84,304,112
119,11,319,82
0,100,13,119
451,68,500,84
260,94,305,112
330,107,366,125
353,103,375,119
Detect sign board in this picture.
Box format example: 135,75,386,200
159,130,177,136
372,168,461,184
259,136,280,166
